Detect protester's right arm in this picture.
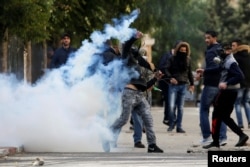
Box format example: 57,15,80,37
122,31,143,59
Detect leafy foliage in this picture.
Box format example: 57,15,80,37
0,0,53,42
206,0,250,43
48,0,139,46
1,0,250,69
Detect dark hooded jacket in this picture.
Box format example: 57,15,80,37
122,36,157,91
233,44,250,88
164,42,194,86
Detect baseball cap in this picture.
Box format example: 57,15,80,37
61,33,71,39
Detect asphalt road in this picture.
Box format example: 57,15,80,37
1,106,249,167
0,152,207,167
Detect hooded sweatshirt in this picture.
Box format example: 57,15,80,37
233,44,250,88
220,54,244,89
164,42,194,86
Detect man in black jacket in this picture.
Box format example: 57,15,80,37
103,31,164,153
158,40,181,126
196,30,227,146
50,33,76,69
232,39,250,129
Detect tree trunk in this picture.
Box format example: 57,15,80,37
24,41,32,83
43,40,47,69
1,28,8,73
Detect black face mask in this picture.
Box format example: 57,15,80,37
220,53,228,60
177,51,187,58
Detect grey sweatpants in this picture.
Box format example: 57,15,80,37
110,88,156,145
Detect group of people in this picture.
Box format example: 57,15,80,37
159,30,249,149
196,30,249,149
49,29,249,153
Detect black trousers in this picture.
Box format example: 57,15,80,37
212,89,243,143
158,80,169,121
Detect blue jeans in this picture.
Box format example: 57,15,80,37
131,110,143,143
234,88,250,126
199,86,227,140
168,84,186,129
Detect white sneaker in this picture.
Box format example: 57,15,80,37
219,139,227,146
200,136,213,145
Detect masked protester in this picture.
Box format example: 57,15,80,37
164,42,194,133
203,43,249,149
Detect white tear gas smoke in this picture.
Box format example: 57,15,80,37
0,9,140,152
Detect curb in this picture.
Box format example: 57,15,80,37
0,146,24,157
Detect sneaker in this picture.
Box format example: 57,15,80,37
102,140,110,152
202,141,219,149
163,120,169,126
219,139,227,146
148,144,164,153
235,134,249,147
200,136,213,145
134,142,145,148
110,142,117,148
176,128,186,133
238,125,244,129
167,126,174,132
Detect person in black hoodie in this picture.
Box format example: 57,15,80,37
103,31,164,153
164,41,194,133
232,39,250,129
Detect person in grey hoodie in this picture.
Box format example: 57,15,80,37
203,42,249,149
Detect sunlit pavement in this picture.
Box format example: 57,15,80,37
1,106,249,166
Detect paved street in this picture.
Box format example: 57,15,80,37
1,106,249,166
0,152,207,167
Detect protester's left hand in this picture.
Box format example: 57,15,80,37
219,82,227,89
155,70,164,80
189,85,195,94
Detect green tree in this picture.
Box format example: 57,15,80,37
132,0,208,69
0,0,53,82
206,0,250,43
48,0,139,47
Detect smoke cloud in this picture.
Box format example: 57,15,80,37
0,10,140,152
